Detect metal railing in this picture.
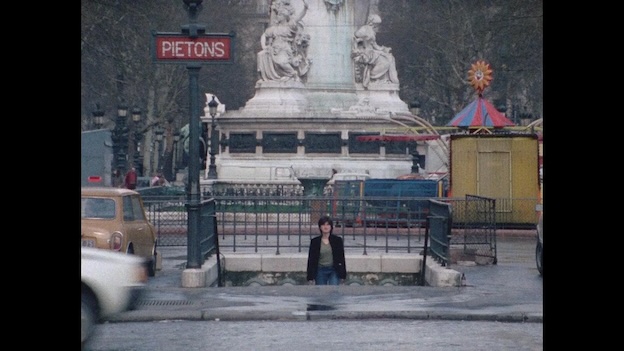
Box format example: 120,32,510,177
448,195,498,264
140,192,508,267
198,199,218,263
427,199,453,267
214,195,431,255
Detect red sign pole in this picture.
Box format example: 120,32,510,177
151,1,234,273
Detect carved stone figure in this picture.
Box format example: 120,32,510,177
324,0,343,12
257,0,311,83
351,14,399,88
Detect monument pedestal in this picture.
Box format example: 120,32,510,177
354,83,410,114
199,0,421,192
241,81,308,116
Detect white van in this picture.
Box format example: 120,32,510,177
324,172,371,194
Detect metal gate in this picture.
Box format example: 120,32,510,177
447,195,497,264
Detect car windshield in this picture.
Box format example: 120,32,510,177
82,198,116,219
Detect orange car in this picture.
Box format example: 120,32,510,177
81,187,158,276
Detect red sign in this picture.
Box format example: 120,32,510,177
152,32,234,64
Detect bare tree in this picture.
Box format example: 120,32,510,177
380,0,542,124
82,0,201,178
82,0,543,179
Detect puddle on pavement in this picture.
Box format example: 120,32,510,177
306,304,336,311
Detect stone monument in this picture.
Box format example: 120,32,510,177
201,0,417,193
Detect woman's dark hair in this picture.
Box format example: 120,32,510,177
318,215,333,229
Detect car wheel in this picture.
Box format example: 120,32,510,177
536,242,543,276
148,250,157,277
81,291,97,349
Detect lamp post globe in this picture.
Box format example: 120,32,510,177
117,102,128,119
496,104,507,114
409,99,421,117
131,106,142,123
155,126,164,141
91,104,105,129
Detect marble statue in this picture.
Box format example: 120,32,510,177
323,0,343,12
351,14,399,88
257,0,311,83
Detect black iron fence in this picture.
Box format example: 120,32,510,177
448,195,498,264
140,190,513,266
427,199,453,267
199,199,218,263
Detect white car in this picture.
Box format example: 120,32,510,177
81,247,148,348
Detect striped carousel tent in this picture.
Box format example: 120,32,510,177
447,95,515,128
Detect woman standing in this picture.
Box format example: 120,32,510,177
307,216,347,285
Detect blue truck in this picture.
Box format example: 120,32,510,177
331,178,446,227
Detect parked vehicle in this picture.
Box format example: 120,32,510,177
81,187,158,276
136,176,152,189
328,177,443,227
81,247,147,349
81,129,113,187
536,210,543,276
324,172,371,194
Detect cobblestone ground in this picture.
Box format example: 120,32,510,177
86,319,543,351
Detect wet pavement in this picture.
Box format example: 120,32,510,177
112,233,542,323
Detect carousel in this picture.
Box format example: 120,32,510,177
356,60,541,183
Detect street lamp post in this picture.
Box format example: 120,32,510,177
411,149,420,174
207,95,219,179
154,126,164,173
173,130,181,176
182,0,205,270
131,107,143,176
112,103,129,174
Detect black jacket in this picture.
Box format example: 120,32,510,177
306,234,347,281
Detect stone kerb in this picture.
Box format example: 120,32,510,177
213,253,461,287
423,260,462,287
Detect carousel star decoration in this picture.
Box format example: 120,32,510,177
468,60,493,94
